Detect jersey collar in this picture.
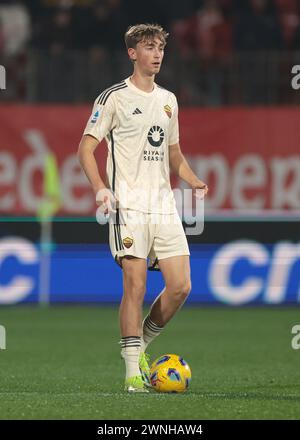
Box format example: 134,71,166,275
125,77,158,97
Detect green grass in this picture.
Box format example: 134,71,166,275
0,305,299,419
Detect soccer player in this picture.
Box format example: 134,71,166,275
78,23,208,393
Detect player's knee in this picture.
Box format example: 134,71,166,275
181,280,192,298
170,280,191,301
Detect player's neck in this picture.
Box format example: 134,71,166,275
129,73,155,93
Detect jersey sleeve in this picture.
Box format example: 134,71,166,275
83,93,115,142
169,94,179,145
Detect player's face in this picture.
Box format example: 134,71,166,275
133,37,165,76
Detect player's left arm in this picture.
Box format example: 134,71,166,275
169,142,208,197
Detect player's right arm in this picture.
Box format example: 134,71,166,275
78,134,105,194
77,94,116,214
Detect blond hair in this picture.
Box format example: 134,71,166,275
124,23,169,49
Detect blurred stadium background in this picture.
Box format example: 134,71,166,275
0,0,300,420
1,0,300,306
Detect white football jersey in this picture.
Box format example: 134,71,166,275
83,77,179,213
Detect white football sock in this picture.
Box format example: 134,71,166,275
141,315,164,352
120,336,141,379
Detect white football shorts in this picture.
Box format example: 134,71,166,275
109,209,190,270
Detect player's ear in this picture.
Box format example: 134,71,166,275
128,48,137,62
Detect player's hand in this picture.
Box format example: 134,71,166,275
95,187,117,215
192,180,209,200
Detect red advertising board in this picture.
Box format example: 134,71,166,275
1,105,300,215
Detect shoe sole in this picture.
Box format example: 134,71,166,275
126,386,149,393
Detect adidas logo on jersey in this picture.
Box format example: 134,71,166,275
132,108,142,115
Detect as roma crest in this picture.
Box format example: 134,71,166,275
164,105,172,119
123,237,133,248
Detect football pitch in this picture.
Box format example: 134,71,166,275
0,305,299,420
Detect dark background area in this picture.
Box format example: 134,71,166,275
1,0,300,104
1,220,299,243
